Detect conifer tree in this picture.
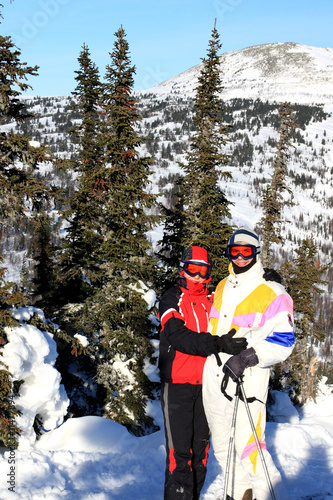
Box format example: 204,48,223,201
280,237,329,404
58,43,104,305
0,33,51,445
158,22,233,284
73,27,160,433
98,26,159,277
259,102,297,267
50,44,109,419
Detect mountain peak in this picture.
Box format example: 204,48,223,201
150,42,333,105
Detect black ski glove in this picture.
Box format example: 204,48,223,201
214,328,248,355
222,347,259,382
263,267,282,284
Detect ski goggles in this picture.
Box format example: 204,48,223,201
226,244,258,260
184,262,211,279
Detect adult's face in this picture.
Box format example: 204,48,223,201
229,241,255,267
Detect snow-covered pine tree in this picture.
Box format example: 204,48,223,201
259,102,297,267
280,237,329,404
80,27,160,434
0,34,52,445
58,43,104,306
50,44,110,420
158,22,233,284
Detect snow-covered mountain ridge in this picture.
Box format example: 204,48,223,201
150,42,333,105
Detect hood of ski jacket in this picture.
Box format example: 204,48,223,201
158,279,214,384
209,259,294,367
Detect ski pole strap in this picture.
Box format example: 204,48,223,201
221,374,265,405
221,373,233,401
214,352,222,367
239,391,264,405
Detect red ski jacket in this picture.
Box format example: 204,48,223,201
158,278,215,385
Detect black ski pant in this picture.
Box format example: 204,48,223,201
161,382,210,500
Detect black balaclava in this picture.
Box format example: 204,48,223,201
232,257,257,275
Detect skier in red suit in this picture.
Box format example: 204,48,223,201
158,246,247,500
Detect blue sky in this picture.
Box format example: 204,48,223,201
1,0,332,96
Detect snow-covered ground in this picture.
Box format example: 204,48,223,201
0,382,332,499
0,308,333,500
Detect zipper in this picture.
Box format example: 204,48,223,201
191,301,200,332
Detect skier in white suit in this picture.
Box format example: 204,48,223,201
203,227,294,500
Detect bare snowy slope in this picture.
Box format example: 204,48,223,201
150,42,333,105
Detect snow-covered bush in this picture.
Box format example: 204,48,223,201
2,307,69,449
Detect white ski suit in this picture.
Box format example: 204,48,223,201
202,260,294,500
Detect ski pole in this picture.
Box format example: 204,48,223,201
238,380,277,500
223,382,240,500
